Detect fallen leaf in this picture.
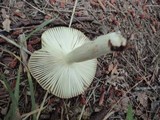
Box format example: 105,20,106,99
14,1,24,8
128,9,136,18
120,95,130,111
1,8,7,19
151,18,158,26
28,38,40,45
137,92,148,107
90,0,99,7
81,107,91,120
45,14,52,20
14,9,26,18
27,44,35,52
2,16,11,32
135,0,140,5
110,0,116,4
108,63,114,73
49,0,56,5
139,13,146,19
111,17,120,26
0,38,6,43
135,22,141,28
130,33,135,40
1,107,7,115
60,0,67,8
48,97,55,105
135,76,142,81
142,5,147,11
80,95,86,105
96,67,103,77
111,64,118,75
135,109,148,119
90,108,114,120
151,25,156,33
12,29,23,36
157,0,160,5
2,57,13,65
99,86,105,106
11,79,16,89
8,58,18,68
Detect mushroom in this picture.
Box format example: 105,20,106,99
28,27,127,98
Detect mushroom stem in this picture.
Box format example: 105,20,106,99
66,32,126,63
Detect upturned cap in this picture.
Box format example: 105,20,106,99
28,27,97,98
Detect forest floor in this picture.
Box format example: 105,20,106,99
0,0,160,120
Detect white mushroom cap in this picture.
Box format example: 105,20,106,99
28,27,97,98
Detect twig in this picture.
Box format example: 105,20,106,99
134,86,160,91
23,0,46,14
21,106,46,120
146,5,160,7
102,111,115,120
97,0,106,12
69,0,78,27
106,79,144,116
0,62,8,67
121,54,159,96
36,91,49,119
63,100,70,120
106,1,126,16
78,77,101,120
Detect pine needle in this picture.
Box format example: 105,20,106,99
69,0,78,27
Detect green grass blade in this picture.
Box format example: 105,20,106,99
0,48,36,119
26,69,37,120
0,35,32,55
0,74,18,106
0,74,19,120
24,18,56,41
14,64,22,101
126,104,134,120
19,33,37,120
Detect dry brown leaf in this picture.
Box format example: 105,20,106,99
110,0,116,4
81,107,91,120
80,95,86,105
137,92,148,107
60,0,67,8
49,0,56,5
0,38,6,43
28,38,40,45
2,17,11,32
12,29,23,36
135,109,148,120
108,63,114,72
14,1,24,8
99,86,105,106
120,95,130,111
8,58,18,68
27,44,35,53
130,33,135,40
1,9,7,19
14,9,26,18
151,25,156,33
111,64,118,75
